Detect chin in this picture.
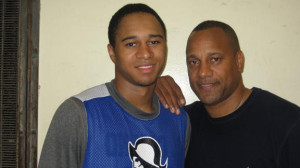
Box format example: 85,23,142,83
137,80,156,87
134,74,159,86
135,78,157,87
197,94,221,105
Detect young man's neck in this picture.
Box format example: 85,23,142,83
113,79,156,113
205,84,251,118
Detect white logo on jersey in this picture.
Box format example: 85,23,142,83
128,137,168,168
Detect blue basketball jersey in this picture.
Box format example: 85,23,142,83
74,82,187,168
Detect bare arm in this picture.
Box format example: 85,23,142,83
155,75,186,114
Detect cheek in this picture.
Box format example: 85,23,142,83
215,67,234,86
156,48,166,56
153,51,166,64
187,69,198,86
115,56,134,69
188,67,197,78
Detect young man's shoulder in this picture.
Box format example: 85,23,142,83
73,83,110,102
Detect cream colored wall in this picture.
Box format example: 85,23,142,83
39,0,300,159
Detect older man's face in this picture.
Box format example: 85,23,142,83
186,27,244,106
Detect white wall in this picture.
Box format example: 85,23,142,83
39,0,300,159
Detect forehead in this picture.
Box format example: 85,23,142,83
187,27,231,53
116,13,164,38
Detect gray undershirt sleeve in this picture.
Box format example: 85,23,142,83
38,97,87,168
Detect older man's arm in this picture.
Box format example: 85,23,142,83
155,75,186,114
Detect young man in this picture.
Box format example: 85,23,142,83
156,21,300,167
38,4,190,168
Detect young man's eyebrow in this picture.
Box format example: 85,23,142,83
121,34,164,42
149,34,164,39
121,36,137,42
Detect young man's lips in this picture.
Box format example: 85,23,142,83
136,64,155,72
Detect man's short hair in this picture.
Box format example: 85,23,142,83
108,3,166,48
192,20,240,53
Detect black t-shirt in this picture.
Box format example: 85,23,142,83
184,87,300,168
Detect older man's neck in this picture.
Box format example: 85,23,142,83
205,86,251,118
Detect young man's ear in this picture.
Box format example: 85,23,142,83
236,50,245,73
107,44,116,63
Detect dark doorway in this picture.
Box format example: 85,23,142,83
0,0,39,167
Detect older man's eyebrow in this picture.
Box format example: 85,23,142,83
186,55,198,59
207,52,223,57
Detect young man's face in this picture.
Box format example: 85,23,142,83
108,12,167,87
186,27,243,106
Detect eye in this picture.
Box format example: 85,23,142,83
188,59,199,66
126,42,136,47
148,41,160,45
210,57,221,64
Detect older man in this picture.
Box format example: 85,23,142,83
156,20,300,168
